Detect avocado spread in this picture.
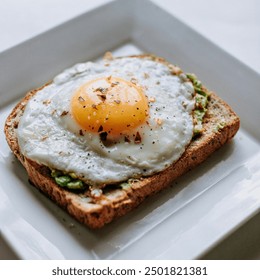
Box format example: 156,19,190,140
51,169,86,190
186,73,210,137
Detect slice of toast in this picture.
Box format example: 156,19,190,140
4,55,240,229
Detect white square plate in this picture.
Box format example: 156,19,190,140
0,0,260,259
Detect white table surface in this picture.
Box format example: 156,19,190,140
0,0,260,260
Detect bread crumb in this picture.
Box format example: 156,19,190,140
104,51,114,61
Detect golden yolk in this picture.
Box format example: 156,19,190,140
71,76,149,136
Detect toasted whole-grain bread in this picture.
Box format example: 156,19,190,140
4,55,240,229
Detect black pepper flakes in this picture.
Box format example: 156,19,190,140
60,111,68,117
98,125,103,132
13,122,19,129
143,73,149,79
130,78,138,84
94,87,108,94
97,93,107,101
78,96,85,102
41,136,48,141
182,101,187,109
124,136,130,143
99,131,108,142
43,99,51,105
111,81,119,87
134,132,142,144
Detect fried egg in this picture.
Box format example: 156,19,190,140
17,56,195,185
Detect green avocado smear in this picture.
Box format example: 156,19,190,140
51,169,86,190
186,73,210,137
50,169,133,191
51,73,210,191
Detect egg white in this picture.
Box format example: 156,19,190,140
17,57,195,185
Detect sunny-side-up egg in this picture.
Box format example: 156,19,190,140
17,55,195,186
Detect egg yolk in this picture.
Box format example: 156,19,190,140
71,76,149,136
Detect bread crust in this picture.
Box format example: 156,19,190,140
4,55,240,229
